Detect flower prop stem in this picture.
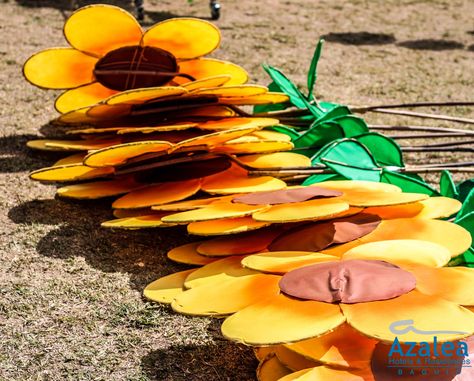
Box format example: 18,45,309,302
369,124,474,135
350,101,474,112
367,108,474,125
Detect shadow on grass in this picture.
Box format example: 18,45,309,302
8,197,194,291
141,335,257,381
322,32,396,45
0,134,59,173
397,39,465,51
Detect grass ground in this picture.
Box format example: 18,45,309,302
0,0,473,380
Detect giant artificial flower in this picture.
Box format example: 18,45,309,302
254,325,474,380
145,232,474,346
23,4,250,113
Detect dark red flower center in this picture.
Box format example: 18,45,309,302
93,45,194,91
279,259,416,304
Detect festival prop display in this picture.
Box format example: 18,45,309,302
22,4,474,380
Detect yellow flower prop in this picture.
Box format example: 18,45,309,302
254,327,474,380
23,4,254,112
148,237,474,348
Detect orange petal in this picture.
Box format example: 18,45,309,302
279,367,375,381
180,75,231,91
220,92,290,105
112,179,201,209
197,117,278,132
57,177,141,199
64,5,142,57
257,354,292,381
55,82,118,113
176,58,248,86
197,228,282,257
192,85,267,98
105,86,187,105
23,48,97,89
142,18,220,59
101,214,174,229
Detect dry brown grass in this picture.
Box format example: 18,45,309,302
0,0,473,379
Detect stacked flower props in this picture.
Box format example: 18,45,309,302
23,4,311,206
142,182,474,380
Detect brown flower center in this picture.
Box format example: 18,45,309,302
93,45,194,91
279,259,416,304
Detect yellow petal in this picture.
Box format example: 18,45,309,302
316,180,401,193
274,346,320,372
64,5,142,56
112,179,201,209
257,354,292,381
250,130,292,142
172,273,281,316
23,48,97,89
278,367,375,381
197,228,282,257
197,117,278,131
101,214,174,229
57,178,141,199
188,217,270,236
142,18,220,59
167,242,216,266
322,218,472,258
180,75,231,91
342,240,452,267
237,153,311,169
242,252,338,275
284,324,376,369
105,86,187,105
213,140,294,155
341,290,474,342
183,256,253,289
28,139,120,152
151,196,225,212
55,82,118,113
193,85,267,98
409,266,474,306
115,123,197,135
30,164,114,182
222,92,290,105
252,199,349,223
143,269,195,304
255,347,276,361
161,202,268,224
54,153,86,166
339,190,428,207
177,58,248,86
221,293,345,345
83,141,172,167
172,126,258,152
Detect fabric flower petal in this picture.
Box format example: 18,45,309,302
55,82,118,113
144,269,195,304
64,5,142,57
167,242,216,266
176,58,248,86
341,290,474,342
222,293,345,345
23,48,97,89
142,18,220,59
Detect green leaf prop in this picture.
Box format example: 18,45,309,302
440,170,459,199
457,179,474,203
266,125,301,140
307,39,324,101
355,132,404,168
335,115,369,137
380,170,439,196
318,139,382,182
456,188,474,222
302,173,345,185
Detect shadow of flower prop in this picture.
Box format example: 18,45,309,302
23,4,252,113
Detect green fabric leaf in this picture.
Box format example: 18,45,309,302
302,173,345,185
319,139,382,182
293,122,344,149
448,248,474,268
456,189,474,222
307,39,324,101
440,170,459,199
457,179,474,203
334,115,369,137
381,170,439,196
262,65,319,114
355,132,404,167
313,105,351,125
